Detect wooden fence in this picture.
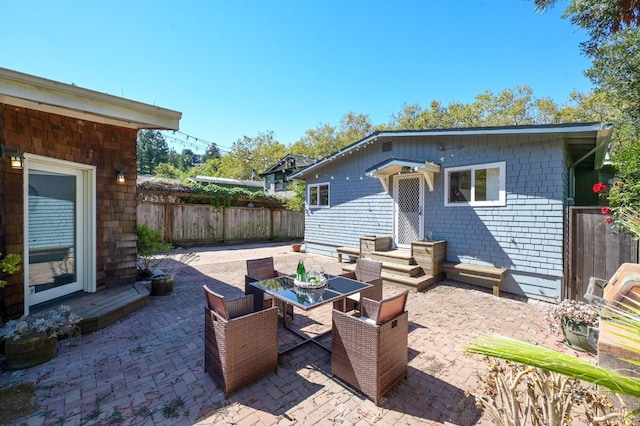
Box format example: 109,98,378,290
566,207,638,301
137,202,304,245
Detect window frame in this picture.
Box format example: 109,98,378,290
307,182,330,208
444,161,506,207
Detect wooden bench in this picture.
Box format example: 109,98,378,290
336,247,360,263
440,262,507,297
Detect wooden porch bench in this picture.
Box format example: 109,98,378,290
440,262,507,297
336,247,360,263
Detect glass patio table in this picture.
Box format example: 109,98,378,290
247,275,372,354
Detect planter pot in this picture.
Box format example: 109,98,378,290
561,316,597,354
151,276,174,296
291,243,302,252
3,334,58,370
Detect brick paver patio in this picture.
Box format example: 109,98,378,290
0,242,594,425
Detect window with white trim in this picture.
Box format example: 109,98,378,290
308,183,330,208
444,161,506,207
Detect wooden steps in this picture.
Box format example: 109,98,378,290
64,282,150,334
340,248,441,292
369,250,414,265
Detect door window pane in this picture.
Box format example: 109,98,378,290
28,170,76,293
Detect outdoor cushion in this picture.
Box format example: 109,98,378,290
374,290,408,324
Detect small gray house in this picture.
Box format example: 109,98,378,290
260,154,315,196
290,122,614,302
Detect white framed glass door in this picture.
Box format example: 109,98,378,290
24,156,96,311
393,175,424,248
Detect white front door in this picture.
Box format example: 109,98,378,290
394,175,424,248
24,156,96,312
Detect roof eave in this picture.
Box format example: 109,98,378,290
0,67,182,130
291,122,615,179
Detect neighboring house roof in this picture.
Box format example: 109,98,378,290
188,175,264,188
259,154,315,176
290,122,614,179
0,67,181,130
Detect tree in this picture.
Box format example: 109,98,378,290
586,28,640,124
201,143,221,162
179,149,199,170
153,163,182,179
534,0,640,54
214,131,285,179
137,130,169,174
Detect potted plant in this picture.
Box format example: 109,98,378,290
148,248,199,296
546,299,599,353
136,225,198,296
0,252,22,321
0,305,81,369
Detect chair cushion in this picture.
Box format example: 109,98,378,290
375,291,408,324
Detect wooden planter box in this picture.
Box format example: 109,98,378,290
360,236,392,259
411,240,446,277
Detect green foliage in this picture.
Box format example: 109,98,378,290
0,253,22,287
534,0,640,54
153,163,182,179
136,225,172,257
466,334,640,399
285,180,306,212
586,28,640,125
137,130,169,174
214,131,286,179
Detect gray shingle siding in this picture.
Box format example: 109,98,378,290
304,133,569,301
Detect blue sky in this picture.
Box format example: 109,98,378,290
3,1,589,155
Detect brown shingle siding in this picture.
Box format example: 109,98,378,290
0,103,139,319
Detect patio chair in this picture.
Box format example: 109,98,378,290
203,285,278,397
331,290,409,405
333,258,383,313
244,257,294,320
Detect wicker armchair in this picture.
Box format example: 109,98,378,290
203,285,278,397
244,257,294,320
333,258,383,312
331,290,409,405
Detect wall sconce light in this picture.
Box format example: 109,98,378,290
116,169,126,184
1,145,23,169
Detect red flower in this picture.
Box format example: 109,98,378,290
593,182,608,193
601,206,612,215
605,217,613,224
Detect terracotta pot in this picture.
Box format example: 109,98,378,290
3,334,58,370
291,244,302,252
151,276,174,296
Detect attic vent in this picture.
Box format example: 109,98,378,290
382,141,392,152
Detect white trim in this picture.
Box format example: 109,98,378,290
0,67,181,130
292,122,613,179
444,161,506,207
23,154,97,313
307,182,330,209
